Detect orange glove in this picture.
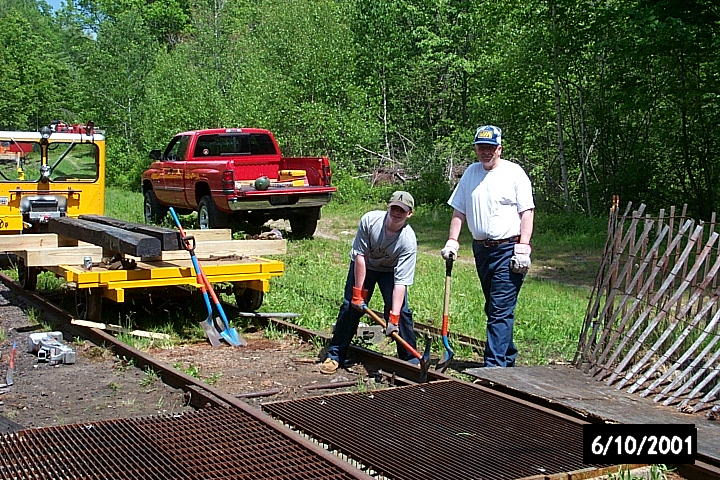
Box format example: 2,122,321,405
385,311,400,336
351,286,368,312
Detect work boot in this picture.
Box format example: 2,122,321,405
320,358,339,374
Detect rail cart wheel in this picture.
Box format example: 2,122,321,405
76,288,103,321
198,195,229,229
289,207,320,239
144,189,168,224
17,258,39,291
233,283,264,312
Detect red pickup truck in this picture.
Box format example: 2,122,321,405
141,128,336,237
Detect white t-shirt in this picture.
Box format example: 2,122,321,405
448,159,534,240
350,210,417,285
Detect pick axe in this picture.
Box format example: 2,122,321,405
363,306,431,382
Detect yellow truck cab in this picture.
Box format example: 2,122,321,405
0,121,105,234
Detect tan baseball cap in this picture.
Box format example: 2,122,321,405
388,191,414,212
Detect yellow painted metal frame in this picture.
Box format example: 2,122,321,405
48,256,284,302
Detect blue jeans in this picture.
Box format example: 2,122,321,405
326,261,417,363
472,241,526,367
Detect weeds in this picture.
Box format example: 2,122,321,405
108,381,120,392
114,356,135,373
263,322,286,341
205,372,223,386
606,464,671,480
140,368,160,387
84,345,111,360
174,362,200,378
355,375,367,394
24,307,41,324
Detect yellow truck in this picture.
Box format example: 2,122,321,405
0,121,105,233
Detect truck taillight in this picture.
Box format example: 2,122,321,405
222,170,234,194
323,164,332,186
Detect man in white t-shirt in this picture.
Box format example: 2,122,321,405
441,125,535,367
321,191,418,374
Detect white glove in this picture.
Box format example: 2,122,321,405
510,243,532,274
441,239,459,260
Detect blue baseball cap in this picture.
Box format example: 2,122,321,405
473,125,502,146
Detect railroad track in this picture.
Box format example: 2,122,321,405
0,272,718,480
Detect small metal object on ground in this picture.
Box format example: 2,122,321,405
356,324,383,344
234,388,282,399
302,381,357,391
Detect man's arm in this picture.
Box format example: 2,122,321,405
353,254,367,288
519,208,534,244
448,210,465,242
391,284,407,315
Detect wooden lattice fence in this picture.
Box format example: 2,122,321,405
574,198,720,414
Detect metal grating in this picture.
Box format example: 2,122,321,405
0,407,366,479
263,380,606,480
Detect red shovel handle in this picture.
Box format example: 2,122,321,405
364,307,423,361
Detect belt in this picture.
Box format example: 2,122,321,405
473,235,520,247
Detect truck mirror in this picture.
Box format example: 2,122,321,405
149,149,161,160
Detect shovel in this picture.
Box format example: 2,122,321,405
169,207,245,347
435,255,455,372
6,341,16,386
199,279,223,346
363,306,431,382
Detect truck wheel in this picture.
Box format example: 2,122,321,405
233,283,264,311
17,258,39,291
144,190,168,224
289,207,320,239
198,195,229,229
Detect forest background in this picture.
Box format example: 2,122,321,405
0,0,718,217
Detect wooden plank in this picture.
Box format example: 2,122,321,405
71,319,170,340
80,215,180,251
184,229,232,242
12,246,104,267
48,217,161,257
139,239,287,261
0,234,58,250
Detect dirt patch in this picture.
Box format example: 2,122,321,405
0,282,374,432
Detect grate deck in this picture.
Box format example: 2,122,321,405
0,407,368,479
263,380,606,480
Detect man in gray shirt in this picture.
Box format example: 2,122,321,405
321,191,418,374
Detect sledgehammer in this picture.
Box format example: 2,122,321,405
362,306,431,382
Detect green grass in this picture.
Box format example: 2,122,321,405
104,187,605,366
